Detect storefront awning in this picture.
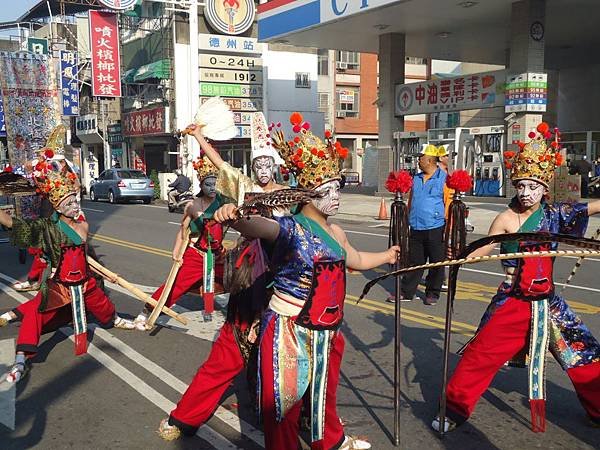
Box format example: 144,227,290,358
133,59,171,82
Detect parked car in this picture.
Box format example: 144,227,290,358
89,169,154,204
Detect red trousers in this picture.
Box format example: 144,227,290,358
27,248,47,282
446,297,600,425
12,277,116,356
169,322,245,435
151,246,224,308
260,315,345,450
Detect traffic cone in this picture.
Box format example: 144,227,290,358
376,198,388,220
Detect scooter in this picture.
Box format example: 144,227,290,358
168,189,194,213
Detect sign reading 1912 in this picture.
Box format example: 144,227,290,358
199,54,262,70
200,68,262,84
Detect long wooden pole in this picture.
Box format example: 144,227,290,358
560,227,600,294
87,256,187,326
147,217,192,327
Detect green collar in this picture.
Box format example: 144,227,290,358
295,213,346,258
53,212,83,245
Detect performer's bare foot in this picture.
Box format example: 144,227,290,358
11,280,40,292
0,311,17,327
113,315,136,330
157,418,182,441
339,435,371,449
133,311,151,331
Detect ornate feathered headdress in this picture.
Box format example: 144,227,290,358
37,125,67,160
504,122,563,188
270,112,348,189
192,154,219,181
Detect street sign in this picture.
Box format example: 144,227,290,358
27,37,48,55
199,54,262,70
59,50,80,116
200,82,263,98
200,96,262,112
199,67,262,84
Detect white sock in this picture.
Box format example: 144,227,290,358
15,353,26,365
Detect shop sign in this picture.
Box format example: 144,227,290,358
122,107,166,136
200,82,262,98
511,123,521,144
201,96,262,112
0,97,5,137
108,123,123,144
89,11,122,97
200,67,262,84
198,34,260,54
98,0,137,10
505,73,547,113
59,50,80,116
204,0,256,36
395,70,505,116
199,54,262,70
130,148,146,172
27,37,49,55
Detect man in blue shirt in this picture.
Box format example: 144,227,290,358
392,145,447,305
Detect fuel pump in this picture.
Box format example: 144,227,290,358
427,127,475,175
394,131,427,175
470,126,504,196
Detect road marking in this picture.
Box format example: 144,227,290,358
140,204,167,209
168,221,181,226
0,338,16,431
0,277,246,448
82,207,105,213
344,230,388,238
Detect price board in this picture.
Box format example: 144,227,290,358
201,96,263,112
199,54,262,70
200,83,263,98
200,68,263,84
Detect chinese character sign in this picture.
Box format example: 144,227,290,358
59,50,79,116
505,73,547,113
395,70,505,116
122,107,166,136
89,11,122,97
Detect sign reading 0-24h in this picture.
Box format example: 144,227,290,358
205,0,256,35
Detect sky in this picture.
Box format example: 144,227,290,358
0,0,40,22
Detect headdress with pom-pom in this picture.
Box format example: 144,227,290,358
192,154,219,182
504,122,563,188
270,112,349,189
32,157,79,208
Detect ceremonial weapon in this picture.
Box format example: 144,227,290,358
147,216,191,328
560,226,600,294
87,257,187,326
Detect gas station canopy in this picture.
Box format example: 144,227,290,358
258,0,600,69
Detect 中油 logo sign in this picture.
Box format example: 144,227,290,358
205,0,256,36
98,0,137,10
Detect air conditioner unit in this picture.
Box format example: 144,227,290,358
336,62,348,70
336,111,348,118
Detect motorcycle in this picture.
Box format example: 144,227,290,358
589,175,600,198
168,189,194,213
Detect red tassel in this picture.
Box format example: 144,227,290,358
530,399,546,432
204,291,214,314
74,332,88,356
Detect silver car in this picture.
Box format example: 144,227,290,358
89,169,154,204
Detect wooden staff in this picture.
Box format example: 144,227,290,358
147,216,192,328
87,256,187,326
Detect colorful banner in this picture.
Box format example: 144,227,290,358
89,11,122,97
0,52,61,167
122,107,166,136
60,50,80,116
395,70,506,116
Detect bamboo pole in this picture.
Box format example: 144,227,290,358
87,256,188,326
147,217,192,327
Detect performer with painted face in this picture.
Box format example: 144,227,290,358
134,155,228,330
433,123,600,433
212,113,399,450
157,112,287,440
0,144,136,383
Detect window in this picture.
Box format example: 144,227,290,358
318,92,330,113
405,56,427,65
318,49,329,76
336,51,359,70
295,72,311,88
336,87,359,118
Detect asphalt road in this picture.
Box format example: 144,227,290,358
0,199,599,449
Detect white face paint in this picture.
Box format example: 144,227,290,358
201,176,217,198
515,180,545,208
313,180,341,216
252,156,275,186
57,194,81,219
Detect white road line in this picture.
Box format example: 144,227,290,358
82,207,105,213
168,221,181,226
140,204,167,209
0,338,16,431
0,275,253,448
345,230,388,238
